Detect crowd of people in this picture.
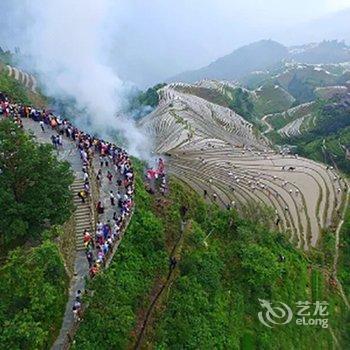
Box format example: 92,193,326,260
81,139,134,279
0,91,135,322
145,158,167,195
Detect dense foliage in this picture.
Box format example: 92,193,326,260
309,99,350,137
0,240,69,350
287,74,316,103
291,100,350,174
0,48,13,65
338,206,350,302
259,85,294,113
137,83,166,108
228,87,255,123
149,181,348,349
126,83,166,120
73,169,349,349
0,118,74,249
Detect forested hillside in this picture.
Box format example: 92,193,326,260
0,119,74,251
293,99,350,174
0,82,74,348
1,38,350,349
0,241,69,349
73,161,350,349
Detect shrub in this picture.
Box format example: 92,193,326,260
0,118,74,248
0,240,69,349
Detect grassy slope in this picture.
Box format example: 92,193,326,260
295,128,350,174
0,68,31,105
264,94,350,175
292,113,350,174
338,206,350,304
73,164,349,349
149,180,349,349
267,102,316,131
176,85,232,108
0,63,46,107
253,83,295,116
176,84,294,128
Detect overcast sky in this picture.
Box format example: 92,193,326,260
1,0,350,87
110,0,350,85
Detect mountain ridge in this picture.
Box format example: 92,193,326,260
168,39,350,84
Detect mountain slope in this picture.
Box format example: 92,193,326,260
168,40,288,83
166,81,296,126
169,40,350,84
289,40,350,64
140,85,345,250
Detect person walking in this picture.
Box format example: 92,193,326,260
97,201,105,214
96,169,102,186
39,120,45,132
78,190,87,203
86,251,94,267
110,191,115,206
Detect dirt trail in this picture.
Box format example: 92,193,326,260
134,220,187,349
261,114,273,134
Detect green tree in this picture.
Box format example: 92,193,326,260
0,240,68,350
287,74,315,103
0,119,74,247
240,243,282,290
228,88,256,123
137,83,166,108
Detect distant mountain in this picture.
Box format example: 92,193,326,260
168,40,288,83
168,40,350,84
289,40,350,64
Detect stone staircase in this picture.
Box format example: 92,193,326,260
71,179,94,251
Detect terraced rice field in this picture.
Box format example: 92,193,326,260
141,84,348,250
315,85,348,99
263,102,315,136
6,64,37,92
278,114,311,137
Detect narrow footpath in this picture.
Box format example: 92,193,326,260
261,114,273,135
16,116,133,349
20,119,90,349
